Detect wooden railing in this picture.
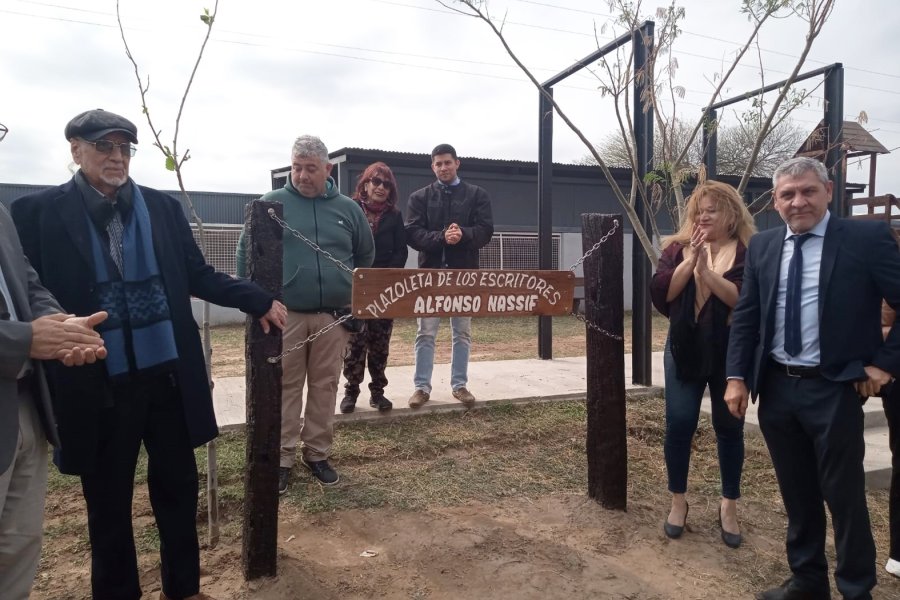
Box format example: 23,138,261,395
848,194,899,229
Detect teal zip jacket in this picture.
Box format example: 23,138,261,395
236,177,375,311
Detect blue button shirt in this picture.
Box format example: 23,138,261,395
770,211,831,366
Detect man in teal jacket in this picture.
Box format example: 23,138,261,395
237,135,374,492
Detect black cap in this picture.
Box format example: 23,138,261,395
65,109,138,144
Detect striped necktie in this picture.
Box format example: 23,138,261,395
107,207,125,275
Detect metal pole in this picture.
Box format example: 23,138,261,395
631,22,654,385
824,64,845,216
538,87,554,359
703,109,718,179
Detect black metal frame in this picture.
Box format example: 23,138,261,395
537,21,655,386
702,63,846,216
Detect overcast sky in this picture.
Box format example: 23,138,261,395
2,0,898,201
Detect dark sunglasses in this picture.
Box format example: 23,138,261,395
84,139,137,157
369,176,392,189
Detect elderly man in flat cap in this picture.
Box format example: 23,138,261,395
11,109,287,600
0,122,109,600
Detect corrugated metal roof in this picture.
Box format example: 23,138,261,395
272,147,635,180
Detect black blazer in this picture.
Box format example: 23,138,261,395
11,179,274,475
726,215,900,398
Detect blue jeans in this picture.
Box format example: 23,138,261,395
413,317,471,393
663,341,744,499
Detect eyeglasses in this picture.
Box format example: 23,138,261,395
369,177,392,189
83,139,137,157
0,123,7,142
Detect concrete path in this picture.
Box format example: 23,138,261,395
213,351,893,489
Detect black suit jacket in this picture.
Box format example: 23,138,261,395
11,178,274,475
726,215,900,398
0,204,62,473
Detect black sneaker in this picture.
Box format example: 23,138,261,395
340,394,357,414
278,467,291,495
301,457,340,486
369,395,393,411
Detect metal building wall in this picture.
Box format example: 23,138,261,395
0,183,261,225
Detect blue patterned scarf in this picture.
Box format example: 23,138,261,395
86,184,178,377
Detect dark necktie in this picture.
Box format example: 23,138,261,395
107,208,125,275
784,233,813,357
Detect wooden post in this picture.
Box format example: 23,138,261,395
241,201,283,580
582,214,626,510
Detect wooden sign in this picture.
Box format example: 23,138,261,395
351,268,575,319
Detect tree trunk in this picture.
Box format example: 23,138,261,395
582,214,627,510
241,201,283,580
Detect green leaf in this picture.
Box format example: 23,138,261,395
165,156,176,171
200,14,210,24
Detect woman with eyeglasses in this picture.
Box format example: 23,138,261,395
340,162,408,413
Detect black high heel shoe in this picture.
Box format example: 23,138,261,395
663,503,689,539
718,505,742,549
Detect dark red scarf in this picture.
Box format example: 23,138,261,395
359,199,390,233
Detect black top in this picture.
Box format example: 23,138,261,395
366,207,408,269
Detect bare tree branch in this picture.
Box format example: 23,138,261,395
448,0,659,264
737,0,836,192
116,0,221,548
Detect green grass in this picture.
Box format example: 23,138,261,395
192,396,675,516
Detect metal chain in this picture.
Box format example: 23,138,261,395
568,219,623,341
571,311,624,341
267,208,354,275
267,313,353,364
262,208,357,362
568,219,619,272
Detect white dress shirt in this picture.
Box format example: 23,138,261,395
770,211,831,366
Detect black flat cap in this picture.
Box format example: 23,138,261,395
65,109,138,144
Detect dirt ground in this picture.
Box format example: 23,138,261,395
33,495,741,599
226,496,774,600
32,317,900,600
33,486,900,600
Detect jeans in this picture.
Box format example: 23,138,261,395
413,316,471,393
663,341,744,499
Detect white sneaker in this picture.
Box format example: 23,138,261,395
886,558,900,578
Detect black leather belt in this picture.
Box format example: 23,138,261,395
768,359,821,379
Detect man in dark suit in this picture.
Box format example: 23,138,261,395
725,157,900,600
0,122,110,599
12,109,286,600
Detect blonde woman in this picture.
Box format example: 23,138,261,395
650,180,756,548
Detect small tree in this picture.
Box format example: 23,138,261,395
442,0,837,264
116,0,222,546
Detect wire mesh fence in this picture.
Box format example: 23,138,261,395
478,233,560,270
192,226,561,276
191,224,243,276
